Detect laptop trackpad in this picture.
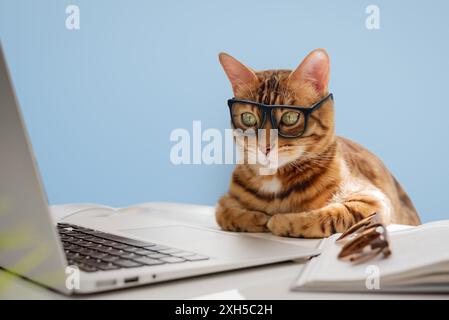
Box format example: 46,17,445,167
119,225,309,259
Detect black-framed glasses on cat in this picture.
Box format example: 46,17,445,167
227,93,333,138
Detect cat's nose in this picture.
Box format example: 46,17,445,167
260,145,274,156
264,146,271,155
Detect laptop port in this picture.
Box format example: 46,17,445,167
124,276,139,284
96,279,117,288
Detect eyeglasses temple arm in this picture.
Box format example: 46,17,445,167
309,93,334,113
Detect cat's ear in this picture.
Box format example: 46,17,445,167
218,52,258,95
288,49,330,95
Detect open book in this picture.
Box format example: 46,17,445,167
292,221,449,293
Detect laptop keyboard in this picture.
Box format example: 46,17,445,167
57,223,209,272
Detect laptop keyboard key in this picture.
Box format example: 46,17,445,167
106,249,125,256
72,254,89,263
159,257,187,263
102,240,119,246
58,223,71,227
97,246,120,254
119,252,138,259
80,248,95,255
71,239,88,245
90,238,108,244
70,247,85,254
97,262,120,271
158,248,182,254
78,264,98,272
134,249,155,255
89,252,108,260
91,244,106,250
83,242,98,248
147,253,170,259
82,230,106,236
112,244,130,250
150,245,170,251
101,255,120,263
133,257,165,265
74,234,91,239
113,259,143,268
171,251,196,257
184,255,209,261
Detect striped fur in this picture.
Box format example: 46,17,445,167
216,51,420,238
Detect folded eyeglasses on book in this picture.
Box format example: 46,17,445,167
336,212,391,264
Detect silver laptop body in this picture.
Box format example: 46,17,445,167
0,43,319,294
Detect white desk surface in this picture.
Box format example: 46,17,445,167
1,202,448,300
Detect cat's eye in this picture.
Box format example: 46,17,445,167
241,112,257,126
281,111,300,126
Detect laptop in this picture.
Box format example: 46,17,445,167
0,43,320,294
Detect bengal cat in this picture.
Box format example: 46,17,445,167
215,49,420,238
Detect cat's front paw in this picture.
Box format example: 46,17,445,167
216,206,270,233
267,213,326,238
267,214,296,237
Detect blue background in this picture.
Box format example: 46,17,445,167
0,0,448,222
